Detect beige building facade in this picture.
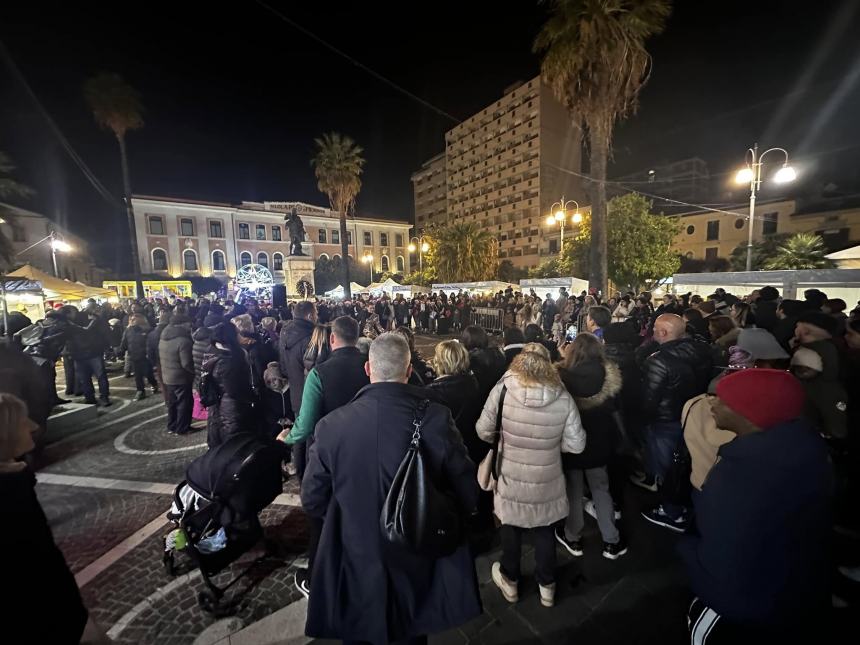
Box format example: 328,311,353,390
412,77,584,269
131,196,412,281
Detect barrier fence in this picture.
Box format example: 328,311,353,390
470,307,504,334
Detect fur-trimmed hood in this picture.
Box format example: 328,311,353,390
561,359,622,411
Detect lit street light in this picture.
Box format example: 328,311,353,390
735,144,796,271
546,196,581,254
16,229,73,277
361,252,374,283
408,236,430,272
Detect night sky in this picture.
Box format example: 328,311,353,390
1,0,859,270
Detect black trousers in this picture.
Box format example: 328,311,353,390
166,384,192,434
132,358,157,392
62,356,79,395
75,356,109,401
500,524,556,586
306,516,323,576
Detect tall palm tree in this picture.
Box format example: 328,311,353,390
0,151,34,265
433,222,498,282
84,72,144,292
764,233,834,270
535,0,671,293
311,133,365,299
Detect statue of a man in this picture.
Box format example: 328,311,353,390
284,209,306,256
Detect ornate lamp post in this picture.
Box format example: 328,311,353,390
545,197,582,254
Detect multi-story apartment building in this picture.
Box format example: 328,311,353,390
672,198,860,261
131,196,412,281
0,202,107,285
412,77,585,269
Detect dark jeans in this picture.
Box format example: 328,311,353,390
646,420,686,520
63,356,80,395
166,384,193,434
500,524,556,586
132,358,157,392
75,356,109,401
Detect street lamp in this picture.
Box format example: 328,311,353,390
361,252,374,283
408,236,430,272
736,143,796,271
545,196,581,254
16,230,73,277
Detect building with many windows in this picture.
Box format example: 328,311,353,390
131,196,412,281
412,77,584,269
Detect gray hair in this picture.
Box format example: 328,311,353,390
368,332,411,383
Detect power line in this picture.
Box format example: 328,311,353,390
0,38,121,208
252,0,462,125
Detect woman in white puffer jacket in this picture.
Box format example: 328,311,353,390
476,343,585,609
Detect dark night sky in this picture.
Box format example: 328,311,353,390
1,1,859,270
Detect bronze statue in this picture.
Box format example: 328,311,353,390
284,208,306,256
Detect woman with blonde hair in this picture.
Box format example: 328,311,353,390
477,343,585,608
427,340,482,462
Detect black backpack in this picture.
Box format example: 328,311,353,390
380,399,462,557
198,357,222,407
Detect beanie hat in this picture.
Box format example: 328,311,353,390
735,328,789,361
790,347,823,372
795,311,838,337
715,369,805,429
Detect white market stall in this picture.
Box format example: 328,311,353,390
324,282,369,298
1,277,46,325
671,269,860,303
367,277,402,296
519,276,589,298
431,280,518,296
392,284,431,298
8,264,115,304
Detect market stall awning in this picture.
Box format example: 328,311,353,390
7,264,111,300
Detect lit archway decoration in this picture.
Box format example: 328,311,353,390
235,263,274,299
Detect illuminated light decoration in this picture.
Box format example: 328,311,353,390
295,279,314,299
235,263,274,299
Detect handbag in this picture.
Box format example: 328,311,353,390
380,399,462,557
477,385,507,491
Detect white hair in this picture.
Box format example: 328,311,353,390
368,333,411,383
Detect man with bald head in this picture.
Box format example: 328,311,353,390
634,313,713,532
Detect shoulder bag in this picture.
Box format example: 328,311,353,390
477,385,507,491
380,399,462,557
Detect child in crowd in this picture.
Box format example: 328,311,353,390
551,314,563,343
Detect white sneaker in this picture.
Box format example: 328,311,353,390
838,565,860,583
539,583,556,608
585,499,622,521
491,562,518,603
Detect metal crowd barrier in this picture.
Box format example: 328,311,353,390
470,307,504,334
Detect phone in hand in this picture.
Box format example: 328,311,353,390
565,324,578,342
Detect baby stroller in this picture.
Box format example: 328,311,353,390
163,433,286,615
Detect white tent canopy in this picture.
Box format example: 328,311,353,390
367,277,402,295
324,282,369,298
519,277,589,297
431,280,518,295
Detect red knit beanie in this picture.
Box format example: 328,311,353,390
715,368,806,429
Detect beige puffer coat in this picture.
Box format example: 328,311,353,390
476,372,586,528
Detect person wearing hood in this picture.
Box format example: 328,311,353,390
461,325,507,404
121,314,159,400
158,314,195,435
679,369,831,643
556,333,627,560
278,300,316,477
205,323,253,447
477,343,585,608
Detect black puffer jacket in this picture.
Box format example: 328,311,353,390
468,347,507,405
641,338,713,423
604,341,643,424
120,324,150,361
278,318,315,413
158,324,194,386
64,316,106,360
560,359,622,470
426,372,485,464
192,327,213,384
206,346,253,448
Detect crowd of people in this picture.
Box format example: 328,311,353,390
2,282,859,644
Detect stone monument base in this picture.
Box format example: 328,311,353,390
282,255,316,298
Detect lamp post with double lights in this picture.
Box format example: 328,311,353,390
545,196,582,255
361,251,374,283
15,229,73,277
735,144,796,271
407,236,430,272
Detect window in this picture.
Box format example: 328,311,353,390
183,249,198,271
396,256,404,272
255,224,266,240
705,247,718,261
762,212,778,235
271,226,282,241
332,229,340,244
318,229,327,244
273,253,283,271
148,216,165,235
238,223,250,239
686,225,695,235
240,251,252,266
395,234,403,247
706,220,719,241
212,250,226,272
152,248,168,271
549,239,559,254
346,231,352,245
381,256,390,272
257,252,268,268
363,231,372,245
180,218,194,237
209,220,223,238
380,233,389,246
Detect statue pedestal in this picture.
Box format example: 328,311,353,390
282,255,316,298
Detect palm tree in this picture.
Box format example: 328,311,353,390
534,0,671,293
84,72,144,292
0,151,34,265
763,233,834,270
311,133,365,299
433,222,498,282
